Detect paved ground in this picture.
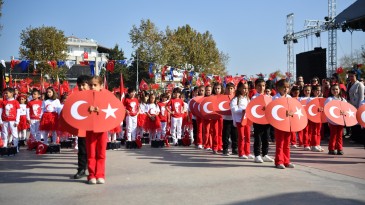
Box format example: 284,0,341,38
1,139,365,205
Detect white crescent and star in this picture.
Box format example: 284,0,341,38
346,108,355,118
272,105,285,121
308,104,317,116
329,106,340,118
203,102,213,114
102,104,118,119
251,105,264,118
218,101,229,111
293,107,304,120
71,100,88,120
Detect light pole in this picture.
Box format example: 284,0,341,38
136,51,139,91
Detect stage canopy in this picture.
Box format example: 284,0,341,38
335,0,365,30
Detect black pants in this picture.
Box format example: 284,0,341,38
77,137,87,172
192,119,197,145
253,123,270,157
222,120,237,151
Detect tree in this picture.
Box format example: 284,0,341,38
19,26,68,80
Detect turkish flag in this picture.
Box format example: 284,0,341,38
59,110,86,137
356,104,365,127
106,60,115,72
266,98,307,132
83,52,88,59
36,142,48,155
306,98,327,123
139,79,149,91
246,95,272,124
213,95,233,115
199,96,220,120
324,100,357,126
190,96,204,118
62,89,125,133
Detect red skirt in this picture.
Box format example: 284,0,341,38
18,115,29,130
109,125,121,134
143,115,161,131
40,112,59,131
137,113,147,128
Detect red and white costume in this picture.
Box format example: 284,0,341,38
167,98,184,144
17,103,28,140
0,98,21,149
297,96,311,149
124,98,139,141
230,96,251,157
157,101,168,140
144,103,160,140
26,99,43,141
39,99,61,144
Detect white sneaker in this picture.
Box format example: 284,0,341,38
205,148,212,151
239,155,248,159
262,155,274,162
197,145,203,149
88,178,97,184
304,146,311,151
276,164,285,169
318,146,324,152
247,154,254,159
254,156,264,163
96,178,105,184
291,144,298,148
311,146,323,152
286,163,295,168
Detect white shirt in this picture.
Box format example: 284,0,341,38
42,99,61,114
230,96,249,123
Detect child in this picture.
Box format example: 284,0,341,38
86,76,108,184
39,87,61,145
251,79,274,163
123,88,139,146
272,79,295,169
0,88,21,152
166,88,185,145
145,93,161,143
195,85,205,149
231,81,253,159
189,87,199,145
17,94,28,141
212,82,224,153
26,89,43,142
108,92,122,142
158,93,169,141
289,85,300,147
299,84,312,150
325,83,346,155
73,75,90,179
222,83,237,156
202,85,214,150
310,85,324,152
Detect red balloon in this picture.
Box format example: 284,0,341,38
246,95,272,124
265,98,307,132
356,104,365,127
306,98,327,123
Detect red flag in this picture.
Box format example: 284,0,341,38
10,60,20,69
139,79,149,91
9,75,13,88
151,84,160,90
83,52,88,59
196,78,202,86
120,73,125,101
106,60,115,72
166,83,175,91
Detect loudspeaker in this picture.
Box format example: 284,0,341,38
296,47,327,83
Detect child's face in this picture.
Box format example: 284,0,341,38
291,90,300,97
331,86,340,97
162,97,168,102
78,82,90,91
205,87,212,96
4,91,14,99
149,95,155,103
239,84,249,95
15,89,19,94
20,97,26,103
47,89,54,98
264,89,271,96
214,86,222,95
198,87,205,96
129,91,136,98
312,88,321,97
304,88,311,96
32,92,40,100
225,86,235,95
255,82,265,93
278,84,290,95
90,79,102,91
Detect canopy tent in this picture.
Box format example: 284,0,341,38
335,0,365,30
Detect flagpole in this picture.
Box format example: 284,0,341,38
136,51,139,91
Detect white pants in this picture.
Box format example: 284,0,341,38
150,130,158,140
171,117,182,144
29,120,41,141
126,115,137,141
158,121,167,140
41,131,57,144
1,121,19,148
18,129,27,140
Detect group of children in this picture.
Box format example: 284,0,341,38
1,73,363,185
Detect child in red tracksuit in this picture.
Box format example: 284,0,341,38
86,76,108,185
272,79,295,169
195,85,205,149
230,81,253,159
325,83,347,155
310,85,324,152
299,84,312,150
212,82,223,153
202,84,214,150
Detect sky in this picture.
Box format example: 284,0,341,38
0,0,364,77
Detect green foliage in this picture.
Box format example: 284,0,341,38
109,44,126,60
19,26,67,80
